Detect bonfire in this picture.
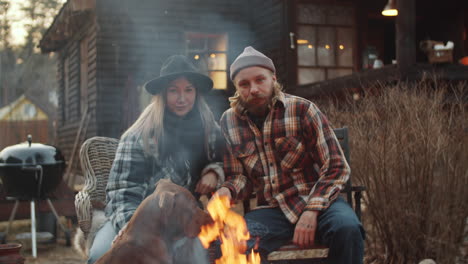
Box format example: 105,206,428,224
198,195,260,264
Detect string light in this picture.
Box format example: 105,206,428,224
308,44,313,49
325,44,330,49
339,45,344,50
194,55,200,60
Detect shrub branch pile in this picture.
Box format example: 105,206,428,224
321,79,467,264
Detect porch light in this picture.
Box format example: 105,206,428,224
307,44,313,49
194,54,200,60
210,53,216,58
382,0,398,16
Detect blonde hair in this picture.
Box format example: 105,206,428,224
122,88,217,156
229,80,283,108
122,94,165,154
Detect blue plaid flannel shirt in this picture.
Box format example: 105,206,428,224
105,125,224,232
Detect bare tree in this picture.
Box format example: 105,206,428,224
0,0,63,108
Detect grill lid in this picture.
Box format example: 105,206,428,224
0,135,65,166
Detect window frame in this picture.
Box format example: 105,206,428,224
295,1,356,85
185,32,228,90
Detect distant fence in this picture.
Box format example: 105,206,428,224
0,120,49,150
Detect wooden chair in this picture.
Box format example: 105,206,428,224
243,127,365,263
75,137,119,245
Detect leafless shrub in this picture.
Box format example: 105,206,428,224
320,78,468,264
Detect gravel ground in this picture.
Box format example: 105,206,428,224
23,242,85,264
1,219,85,264
0,198,244,264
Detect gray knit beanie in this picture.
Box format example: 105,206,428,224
230,46,276,80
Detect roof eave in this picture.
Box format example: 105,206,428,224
39,0,96,53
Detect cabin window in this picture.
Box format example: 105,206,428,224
296,3,355,84
185,33,228,90
80,36,89,116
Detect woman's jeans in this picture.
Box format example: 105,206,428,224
87,221,116,264
244,197,365,264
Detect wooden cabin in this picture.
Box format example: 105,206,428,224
39,0,468,183
39,0,255,182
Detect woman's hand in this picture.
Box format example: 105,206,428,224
208,187,232,206
112,223,128,245
195,171,218,195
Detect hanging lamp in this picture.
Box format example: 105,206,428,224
382,0,398,16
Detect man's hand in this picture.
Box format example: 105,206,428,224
293,210,319,248
195,171,218,195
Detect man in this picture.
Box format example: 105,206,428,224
213,46,365,264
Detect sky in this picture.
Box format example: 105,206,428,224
7,0,30,45
6,0,24,45
6,0,66,46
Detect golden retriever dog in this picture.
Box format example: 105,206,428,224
95,179,213,264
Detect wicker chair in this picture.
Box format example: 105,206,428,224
75,137,119,240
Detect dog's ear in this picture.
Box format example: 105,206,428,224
158,191,176,218
154,178,172,190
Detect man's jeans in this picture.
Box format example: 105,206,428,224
244,197,365,264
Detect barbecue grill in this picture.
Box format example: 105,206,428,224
0,135,71,258
0,136,65,199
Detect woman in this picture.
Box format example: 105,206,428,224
88,55,224,263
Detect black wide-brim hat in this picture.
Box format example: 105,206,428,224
144,55,213,95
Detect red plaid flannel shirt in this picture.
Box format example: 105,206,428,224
220,92,350,224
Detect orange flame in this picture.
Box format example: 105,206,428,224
199,194,260,264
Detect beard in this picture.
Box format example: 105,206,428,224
239,94,272,116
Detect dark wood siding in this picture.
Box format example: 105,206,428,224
60,41,80,125
95,0,253,138
250,0,290,88
57,40,80,166
56,17,98,176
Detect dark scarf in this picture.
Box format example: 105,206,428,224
160,108,208,192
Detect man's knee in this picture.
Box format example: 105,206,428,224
334,222,364,242
326,222,365,264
